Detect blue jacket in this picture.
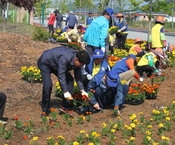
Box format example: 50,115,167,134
86,16,93,25
66,14,78,28
110,57,129,76
86,58,110,90
83,16,109,48
116,18,128,32
38,46,84,92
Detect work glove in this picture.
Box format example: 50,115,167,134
86,74,93,80
81,90,89,100
101,47,105,53
64,92,73,100
67,38,71,42
139,77,144,82
117,29,121,33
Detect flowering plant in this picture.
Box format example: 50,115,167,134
56,36,67,42
126,84,145,105
20,66,42,83
108,26,119,35
140,83,159,99
66,42,82,50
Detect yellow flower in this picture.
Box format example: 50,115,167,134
161,135,170,141
32,136,39,141
80,130,85,133
110,129,116,133
57,135,65,140
166,117,171,121
88,143,94,145
130,123,136,128
47,136,53,140
146,136,152,141
147,125,152,128
159,123,164,128
146,131,151,136
139,112,143,115
73,142,79,145
130,137,135,141
102,123,107,128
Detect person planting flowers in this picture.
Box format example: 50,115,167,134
37,46,90,117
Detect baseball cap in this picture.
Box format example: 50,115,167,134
93,49,104,59
105,8,114,18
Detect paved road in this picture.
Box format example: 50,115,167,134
128,31,175,45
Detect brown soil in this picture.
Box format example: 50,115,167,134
0,28,175,145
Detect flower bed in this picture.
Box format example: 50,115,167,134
126,83,146,105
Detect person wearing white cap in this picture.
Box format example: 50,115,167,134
66,11,78,29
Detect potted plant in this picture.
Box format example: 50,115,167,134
108,26,119,35
141,83,159,99
125,84,146,105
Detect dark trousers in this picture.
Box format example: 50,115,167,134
86,45,108,61
37,61,74,112
116,33,128,49
136,65,155,77
48,24,54,38
0,93,6,118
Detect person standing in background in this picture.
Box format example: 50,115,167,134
86,11,93,26
83,8,114,56
148,16,166,54
66,11,78,29
48,10,58,38
55,10,63,29
115,13,128,49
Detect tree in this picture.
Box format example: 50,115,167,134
6,0,37,11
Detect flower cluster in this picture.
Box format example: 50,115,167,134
126,83,146,104
66,42,82,50
108,26,119,35
20,66,42,83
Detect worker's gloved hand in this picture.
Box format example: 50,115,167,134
117,29,121,33
81,90,89,100
139,77,144,82
101,47,105,53
64,92,73,100
68,38,71,42
86,74,93,80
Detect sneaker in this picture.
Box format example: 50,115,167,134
0,120,7,126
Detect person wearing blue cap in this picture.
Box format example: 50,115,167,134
88,54,142,115
82,49,110,90
87,67,124,115
86,11,93,26
83,8,114,56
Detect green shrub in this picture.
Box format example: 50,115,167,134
32,26,49,41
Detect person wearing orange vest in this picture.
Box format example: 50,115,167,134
129,38,145,57
148,16,166,54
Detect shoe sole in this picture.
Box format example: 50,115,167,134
58,108,74,118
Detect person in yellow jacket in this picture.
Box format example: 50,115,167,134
148,16,166,54
136,50,161,78
129,38,145,57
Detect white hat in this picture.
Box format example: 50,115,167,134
70,11,73,14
